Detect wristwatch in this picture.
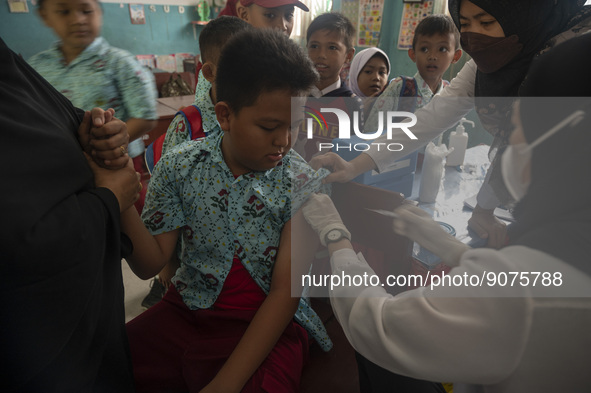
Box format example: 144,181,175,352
325,228,350,244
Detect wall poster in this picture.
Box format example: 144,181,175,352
357,0,384,47
397,0,435,50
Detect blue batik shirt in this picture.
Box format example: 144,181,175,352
161,69,220,155
28,37,157,157
142,133,333,351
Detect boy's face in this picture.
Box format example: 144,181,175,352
408,33,462,87
40,0,102,51
237,4,295,36
356,55,389,97
307,29,355,90
216,89,299,176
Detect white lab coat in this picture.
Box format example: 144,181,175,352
329,245,591,392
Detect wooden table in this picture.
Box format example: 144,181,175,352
144,95,195,147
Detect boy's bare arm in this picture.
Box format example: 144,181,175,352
120,207,179,280
157,255,181,289
201,211,319,393
126,118,156,142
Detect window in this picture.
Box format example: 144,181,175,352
291,0,333,46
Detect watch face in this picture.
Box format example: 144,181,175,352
327,229,341,241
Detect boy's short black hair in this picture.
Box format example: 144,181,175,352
306,12,356,50
412,14,460,50
216,29,318,113
198,16,252,64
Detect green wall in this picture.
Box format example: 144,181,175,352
0,1,211,59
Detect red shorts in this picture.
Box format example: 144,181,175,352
126,261,309,393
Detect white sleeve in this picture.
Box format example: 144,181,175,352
366,60,478,173
328,246,530,384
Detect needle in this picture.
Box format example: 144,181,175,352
365,208,399,219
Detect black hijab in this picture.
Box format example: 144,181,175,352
508,34,591,274
449,0,590,98
448,0,591,206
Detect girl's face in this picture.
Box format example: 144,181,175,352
40,0,102,51
238,4,295,36
356,55,388,97
458,0,504,37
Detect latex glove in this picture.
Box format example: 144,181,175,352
309,152,357,184
393,205,470,267
468,205,507,249
302,193,351,246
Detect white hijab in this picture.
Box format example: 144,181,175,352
348,47,390,98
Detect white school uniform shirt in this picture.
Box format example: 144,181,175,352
328,245,591,392
309,79,342,98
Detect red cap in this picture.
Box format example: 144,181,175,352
239,0,309,12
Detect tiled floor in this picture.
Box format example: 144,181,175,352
121,259,152,322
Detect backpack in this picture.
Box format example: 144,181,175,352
397,75,419,112
397,75,449,112
145,105,206,174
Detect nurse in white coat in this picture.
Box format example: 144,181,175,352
310,0,591,249
302,34,591,392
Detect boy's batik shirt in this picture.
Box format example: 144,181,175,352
160,70,220,155
142,133,333,351
365,72,448,133
28,37,157,123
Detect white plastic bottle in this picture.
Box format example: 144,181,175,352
419,142,452,203
446,118,475,167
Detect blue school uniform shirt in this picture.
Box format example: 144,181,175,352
160,69,219,155
142,133,333,351
28,37,158,157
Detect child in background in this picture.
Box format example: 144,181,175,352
194,0,310,98
306,12,357,98
121,29,332,392
365,14,462,133
160,16,252,156
348,47,391,116
296,12,364,161
28,0,157,213
141,16,253,309
234,0,309,35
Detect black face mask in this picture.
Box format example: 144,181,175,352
460,32,523,73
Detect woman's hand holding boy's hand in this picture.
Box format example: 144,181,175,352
84,152,141,212
78,108,130,169
393,205,470,267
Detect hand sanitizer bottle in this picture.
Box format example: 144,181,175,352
419,142,452,203
446,118,475,167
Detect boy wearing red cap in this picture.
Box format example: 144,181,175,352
220,0,308,36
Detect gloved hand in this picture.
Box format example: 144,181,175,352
302,193,351,246
393,205,470,266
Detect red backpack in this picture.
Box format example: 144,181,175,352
145,105,206,173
